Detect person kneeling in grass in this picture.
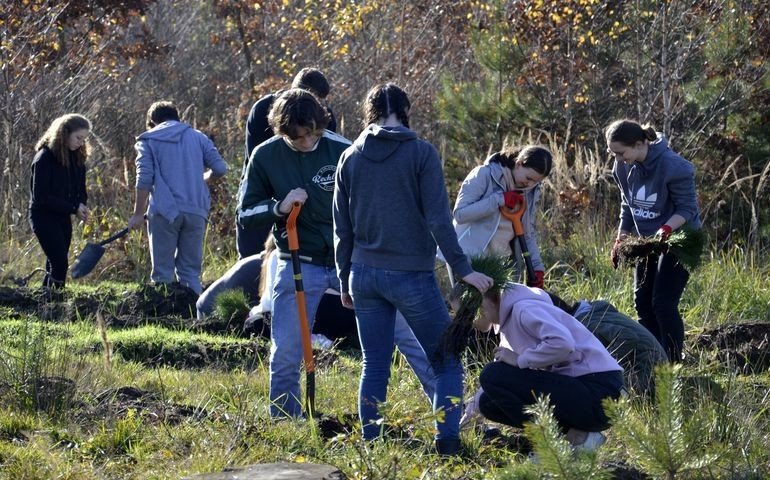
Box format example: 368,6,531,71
467,283,625,451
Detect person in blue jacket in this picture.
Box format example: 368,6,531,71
29,113,92,289
333,83,492,455
606,119,702,362
127,101,228,295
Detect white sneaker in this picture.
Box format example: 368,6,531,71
459,388,484,430
311,333,334,350
573,431,606,452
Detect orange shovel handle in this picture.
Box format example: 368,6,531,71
499,198,526,236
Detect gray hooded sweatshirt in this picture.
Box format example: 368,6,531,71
612,134,701,236
333,124,472,293
135,121,227,222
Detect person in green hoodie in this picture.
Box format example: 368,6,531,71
238,89,352,419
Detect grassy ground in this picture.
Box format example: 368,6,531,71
1,229,769,479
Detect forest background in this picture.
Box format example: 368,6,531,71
1,0,769,275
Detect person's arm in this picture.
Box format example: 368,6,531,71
128,189,150,230
452,166,504,224
522,185,544,273
419,146,473,279
201,132,228,181
514,306,577,369
332,154,353,297
612,163,635,234
664,160,699,230
237,153,282,229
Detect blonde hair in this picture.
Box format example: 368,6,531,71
257,234,277,299
35,113,91,167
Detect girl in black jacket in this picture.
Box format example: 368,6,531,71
29,114,91,289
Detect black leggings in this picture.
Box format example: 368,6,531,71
478,362,624,432
30,211,72,289
634,252,690,362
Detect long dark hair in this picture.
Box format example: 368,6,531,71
362,83,410,128
35,114,91,167
490,145,553,177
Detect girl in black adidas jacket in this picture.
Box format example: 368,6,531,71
29,114,91,289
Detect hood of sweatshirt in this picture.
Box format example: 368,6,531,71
137,121,189,143
352,124,418,163
497,283,553,331
630,132,668,178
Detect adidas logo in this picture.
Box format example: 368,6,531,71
631,185,661,219
634,185,657,209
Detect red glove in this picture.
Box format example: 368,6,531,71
503,191,524,209
527,270,545,289
655,224,673,241
610,237,624,269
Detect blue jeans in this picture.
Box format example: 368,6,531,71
350,263,463,441
394,311,435,400
270,259,337,417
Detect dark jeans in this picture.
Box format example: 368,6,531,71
478,362,624,432
235,221,271,260
30,211,72,289
634,252,690,362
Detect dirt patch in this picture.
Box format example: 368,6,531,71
74,385,216,426
317,413,359,439
694,322,770,373
113,339,270,370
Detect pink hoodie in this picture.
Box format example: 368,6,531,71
496,284,622,377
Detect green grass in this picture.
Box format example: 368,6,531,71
0,245,769,479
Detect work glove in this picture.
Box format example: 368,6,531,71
503,191,524,209
610,237,624,269
655,224,673,241
527,270,545,289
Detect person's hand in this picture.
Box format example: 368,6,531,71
76,203,90,222
655,224,673,241
610,235,626,269
127,213,146,231
527,270,544,289
462,271,493,293
278,188,308,214
494,346,519,367
503,191,524,209
340,292,354,309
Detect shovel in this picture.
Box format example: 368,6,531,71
499,199,537,285
70,227,130,279
286,202,316,416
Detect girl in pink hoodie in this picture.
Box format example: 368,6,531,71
471,283,624,451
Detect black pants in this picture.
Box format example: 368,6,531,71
478,362,624,432
634,252,690,362
30,211,72,289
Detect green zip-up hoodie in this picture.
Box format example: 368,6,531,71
237,130,351,265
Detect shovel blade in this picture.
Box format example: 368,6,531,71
70,243,106,279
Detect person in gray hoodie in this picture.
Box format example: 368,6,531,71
606,119,702,362
333,83,492,456
128,101,228,294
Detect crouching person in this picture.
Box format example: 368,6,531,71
473,283,624,451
